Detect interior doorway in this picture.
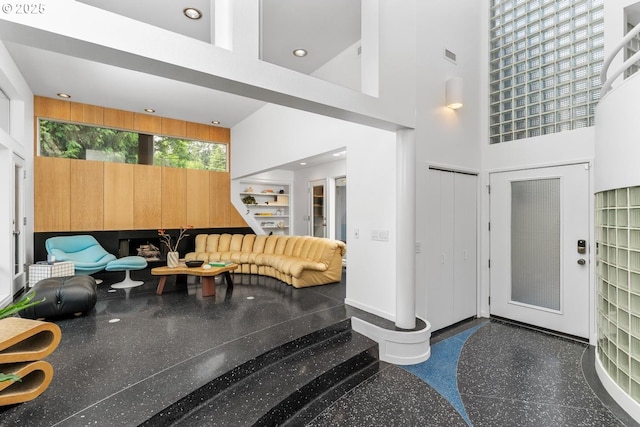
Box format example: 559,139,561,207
310,179,327,238
335,176,347,266
335,176,347,242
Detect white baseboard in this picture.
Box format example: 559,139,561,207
344,298,394,322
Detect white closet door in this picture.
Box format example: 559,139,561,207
453,173,477,323
425,170,454,331
425,169,478,332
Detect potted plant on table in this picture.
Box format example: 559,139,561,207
158,226,193,268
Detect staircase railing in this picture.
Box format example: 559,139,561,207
601,21,640,97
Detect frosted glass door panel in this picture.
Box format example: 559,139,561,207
511,179,560,310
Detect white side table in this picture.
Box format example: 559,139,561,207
28,262,75,288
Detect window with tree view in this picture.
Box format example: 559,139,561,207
39,119,228,171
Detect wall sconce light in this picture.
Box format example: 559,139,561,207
446,77,463,110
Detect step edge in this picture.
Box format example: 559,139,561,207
252,346,379,427
139,318,354,426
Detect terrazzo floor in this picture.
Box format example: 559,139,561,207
0,269,638,426
309,319,639,426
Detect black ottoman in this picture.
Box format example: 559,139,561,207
19,276,97,319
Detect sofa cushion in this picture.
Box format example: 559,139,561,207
274,256,327,278
205,234,220,253
241,234,256,252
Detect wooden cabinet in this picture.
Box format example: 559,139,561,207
70,160,104,230
34,157,70,232
210,171,230,226
34,158,249,232
133,112,162,134
186,122,211,141
134,164,161,229
34,97,70,121
103,107,134,130
425,169,477,332
70,103,103,125
186,169,210,227
104,163,134,230
161,167,187,228
161,118,187,138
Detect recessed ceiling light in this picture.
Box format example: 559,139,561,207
293,49,308,57
183,7,202,20
57,93,71,99
211,120,221,125
144,108,155,113
299,162,307,166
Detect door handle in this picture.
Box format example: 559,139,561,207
577,259,586,266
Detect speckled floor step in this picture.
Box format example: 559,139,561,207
142,319,379,426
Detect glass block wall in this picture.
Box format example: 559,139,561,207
596,187,640,402
489,0,604,144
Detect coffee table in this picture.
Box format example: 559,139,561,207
151,263,238,297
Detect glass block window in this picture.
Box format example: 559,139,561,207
489,0,604,144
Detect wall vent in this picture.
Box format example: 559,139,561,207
444,49,457,64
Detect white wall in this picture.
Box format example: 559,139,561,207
0,41,34,306
232,103,398,320
311,41,361,93
413,0,484,325
231,105,349,177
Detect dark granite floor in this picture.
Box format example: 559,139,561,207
310,319,640,427
0,269,638,426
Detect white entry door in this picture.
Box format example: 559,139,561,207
490,163,590,339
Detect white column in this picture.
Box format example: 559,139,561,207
395,128,416,329
213,0,233,51
231,0,260,59
361,0,379,97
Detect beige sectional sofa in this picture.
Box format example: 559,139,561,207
184,234,346,288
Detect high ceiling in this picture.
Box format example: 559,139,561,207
5,0,361,129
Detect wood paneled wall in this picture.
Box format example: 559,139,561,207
34,96,231,144
34,96,245,232
35,157,246,232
